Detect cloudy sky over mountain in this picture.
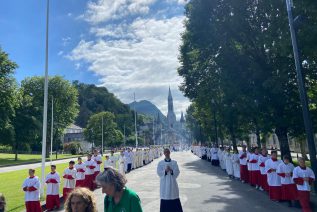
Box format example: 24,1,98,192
0,0,190,117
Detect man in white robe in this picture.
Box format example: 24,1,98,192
157,148,183,212
118,151,126,176
265,151,282,201
45,165,60,211
293,157,315,212
22,169,41,212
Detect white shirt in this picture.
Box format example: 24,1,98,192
45,172,60,195
265,159,282,186
84,159,96,175
63,168,76,189
92,154,102,172
238,151,248,165
75,163,86,180
22,176,40,201
157,159,180,200
293,166,315,191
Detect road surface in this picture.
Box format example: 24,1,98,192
89,151,302,212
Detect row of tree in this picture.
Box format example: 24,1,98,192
178,0,317,159
0,47,141,159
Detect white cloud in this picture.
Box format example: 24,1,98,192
58,51,64,56
62,37,71,46
68,0,190,117
83,0,157,24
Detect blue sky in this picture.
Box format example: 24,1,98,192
0,0,190,117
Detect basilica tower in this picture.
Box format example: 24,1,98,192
167,87,176,128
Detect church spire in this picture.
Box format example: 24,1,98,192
180,112,185,123
167,87,176,128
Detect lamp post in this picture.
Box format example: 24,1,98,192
285,0,317,191
211,99,218,147
40,0,50,197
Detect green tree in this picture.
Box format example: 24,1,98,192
84,111,123,149
0,47,19,145
20,76,79,153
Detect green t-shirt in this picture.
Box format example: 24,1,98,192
104,187,143,212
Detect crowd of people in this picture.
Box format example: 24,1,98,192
21,146,164,212
192,145,315,212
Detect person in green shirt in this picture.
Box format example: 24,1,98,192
96,167,143,212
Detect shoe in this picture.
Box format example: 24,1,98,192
259,187,264,191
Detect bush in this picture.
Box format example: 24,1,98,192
63,142,80,155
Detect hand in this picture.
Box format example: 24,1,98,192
285,173,291,177
304,177,309,182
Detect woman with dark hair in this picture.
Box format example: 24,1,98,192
64,187,97,212
96,167,143,212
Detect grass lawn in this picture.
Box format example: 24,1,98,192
1,162,70,212
1,156,119,212
0,153,82,167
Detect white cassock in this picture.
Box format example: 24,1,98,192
92,154,102,172
218,149,224,169
63,168,77,189
118,155,126,176
231,153,240,178
265,158,282,200
104,159,112,170
225,152,233,175
157,159,180,200
22,176,40,201
45,172,60,195
293,166,315,191
75,162,86,181
109,155,118,168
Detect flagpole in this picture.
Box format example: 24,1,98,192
50,96,53,164
40,0,50,197
101,115,104,154
134,93,138,148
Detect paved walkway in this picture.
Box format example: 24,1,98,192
82,151,303,212
0,157,84,173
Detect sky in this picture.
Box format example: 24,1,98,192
0,0,190,118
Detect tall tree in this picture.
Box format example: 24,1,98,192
84,111,123,149
0,47,18,145
20,76,79,153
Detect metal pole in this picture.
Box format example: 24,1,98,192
124,124,126,147
134,93,138,148
153,116,155,146
286,0,317,191
40,0,50,197
101,115,104,154
50,96,53,164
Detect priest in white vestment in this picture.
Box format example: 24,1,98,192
157,148,183,212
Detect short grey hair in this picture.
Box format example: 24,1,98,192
96,167,127,192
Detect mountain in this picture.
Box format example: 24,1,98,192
128,100,166,123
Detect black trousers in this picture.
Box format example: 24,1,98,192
211,159,220,166
160,199,183,212
127,163,132,172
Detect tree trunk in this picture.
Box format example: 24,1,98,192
299,139,309,160
14,140,19,161
275,127,292,162
256,128,261,148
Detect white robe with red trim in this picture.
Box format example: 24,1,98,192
277,162,295,185
92,154,102,172
63,168,76,189
45,172,60,195
22,176,40,201
75,163,86,180
293,166,315,191
265,159,282,186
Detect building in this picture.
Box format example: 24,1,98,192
63,124,92,152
